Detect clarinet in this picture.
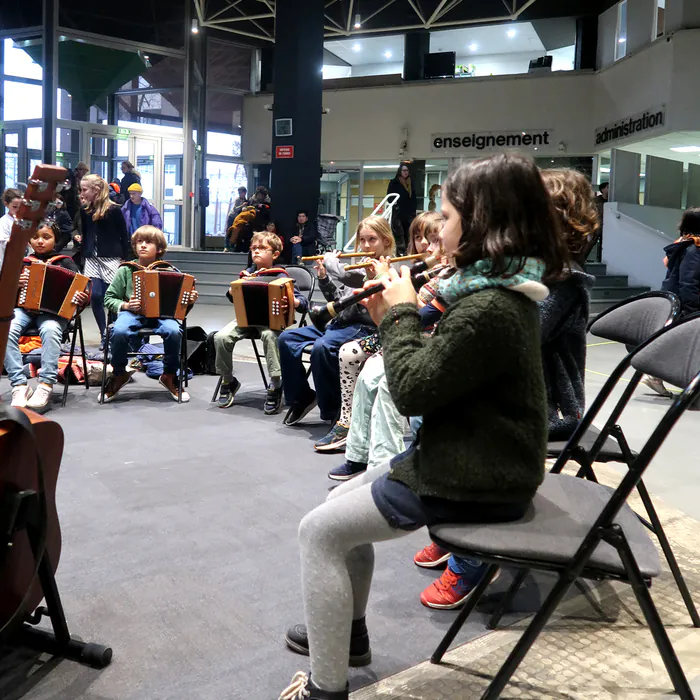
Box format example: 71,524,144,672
308,256,444,332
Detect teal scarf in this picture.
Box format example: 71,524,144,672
436,257,547,305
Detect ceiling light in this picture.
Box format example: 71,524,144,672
384,50,392,59
468,43,478,51
352,43,361,52
354,13,361,29
191,19,199,34
670,146,700,153
600,167,611,173
507,29,517,38
618,37,626,43
330,161,335,164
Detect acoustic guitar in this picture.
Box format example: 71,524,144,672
0,165,68,631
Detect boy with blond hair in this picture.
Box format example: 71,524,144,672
214,230,307,414
101,225,198,403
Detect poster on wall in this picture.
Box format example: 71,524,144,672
431,129,554,154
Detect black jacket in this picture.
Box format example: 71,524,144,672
52,209,74,253
119,171,141,204
295,221,317,257
76,205,131,260
662,237,700,315
539,267,594,441
387,178,417,219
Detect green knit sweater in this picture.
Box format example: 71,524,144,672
380,288,547,503
104,265,136,315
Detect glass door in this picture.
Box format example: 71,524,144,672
2,128,22,189
163,139,184,245
134,137,159,203
205,160,248,238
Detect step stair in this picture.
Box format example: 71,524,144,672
584,262,651,315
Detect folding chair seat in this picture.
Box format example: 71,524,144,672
427,314,700,700
547,424,626,464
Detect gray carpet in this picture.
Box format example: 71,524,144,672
1,363,542,700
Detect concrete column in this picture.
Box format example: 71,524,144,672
42,0,58,164
271,0,324,258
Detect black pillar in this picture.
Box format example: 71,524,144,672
575,17,598,70
42,0,58,164
260,47,274,92
271,0,324,255
197,31,208,248
403,30,430,81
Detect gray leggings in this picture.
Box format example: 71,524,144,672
299,465,406,692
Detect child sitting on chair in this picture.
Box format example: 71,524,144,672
101,225,198,403
214,230,308,415
4,220,90,411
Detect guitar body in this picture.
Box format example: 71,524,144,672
0,410,64,630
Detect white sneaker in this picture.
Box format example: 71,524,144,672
26,383,54,411
10,385,33,408
641,375,672,398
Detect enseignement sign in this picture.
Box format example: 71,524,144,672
595,107,666,146
432,129,553,154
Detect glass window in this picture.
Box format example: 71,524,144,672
135,139,156,200
615,0,628,61
207,131,242,157
3,39,42,80
27,127,42,151
3,81,42,120
654,0,666,39
163,204,182,246
205,160,248,236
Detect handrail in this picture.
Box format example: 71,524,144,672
343,193,399,252
613,208,676,241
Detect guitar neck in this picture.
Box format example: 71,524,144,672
0,165,68,368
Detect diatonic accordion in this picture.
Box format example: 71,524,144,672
132,269,196,321
17,260,89,320
229,277,296,331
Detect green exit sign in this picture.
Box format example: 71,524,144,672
117,128,131,136
56,151,64,157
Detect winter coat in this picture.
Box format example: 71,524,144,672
121,198,163,235
539,266,595,441
75,204,131,260
387,177,417,219
119,171,141,204
662,237,700,315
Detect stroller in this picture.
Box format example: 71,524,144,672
316,214,340,254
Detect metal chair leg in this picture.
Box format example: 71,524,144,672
211,376,223,403
431,564,500,664
487,568,529,630
62,320,79,408
252,339,268,390
99,325,110,405
78,317,89,393
606,525,694,699
635,479,700,627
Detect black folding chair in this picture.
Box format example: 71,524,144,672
100,311,188,404
487,291,699,630
428,313,700,700
211,265,316,402
60,309,90,407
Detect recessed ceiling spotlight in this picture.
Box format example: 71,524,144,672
384,50,392,59
352,43,361,52
468,43,478,51
507,29,517,38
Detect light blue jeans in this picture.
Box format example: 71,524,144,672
4,308,68,387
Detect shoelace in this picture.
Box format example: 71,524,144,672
434,568,460,591
279,671,311,700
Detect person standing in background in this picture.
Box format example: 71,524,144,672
121,183,163,235
119,161,141,204
387,163,417,255
0,188,23,273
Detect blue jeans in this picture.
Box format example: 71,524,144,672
278,322,374,421
4,308,68,387
291,242,302,263
448,556,486,576
110,311,182,376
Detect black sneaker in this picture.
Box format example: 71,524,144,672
314,423,349,452
217,378,241,408
264,383,283,415
283,390,317,426
328,460,368,482
284,620,371,667
279,672,348,700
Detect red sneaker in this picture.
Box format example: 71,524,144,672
420,565,499,610
413,542,451,568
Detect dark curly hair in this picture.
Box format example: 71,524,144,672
443,153,569,283
540,168,599,257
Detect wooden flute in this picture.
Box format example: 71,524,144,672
300,252,378,261
343,253,426,271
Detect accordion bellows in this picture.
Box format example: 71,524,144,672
230,277,296,331
17,260,89,320
132,269,196,321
